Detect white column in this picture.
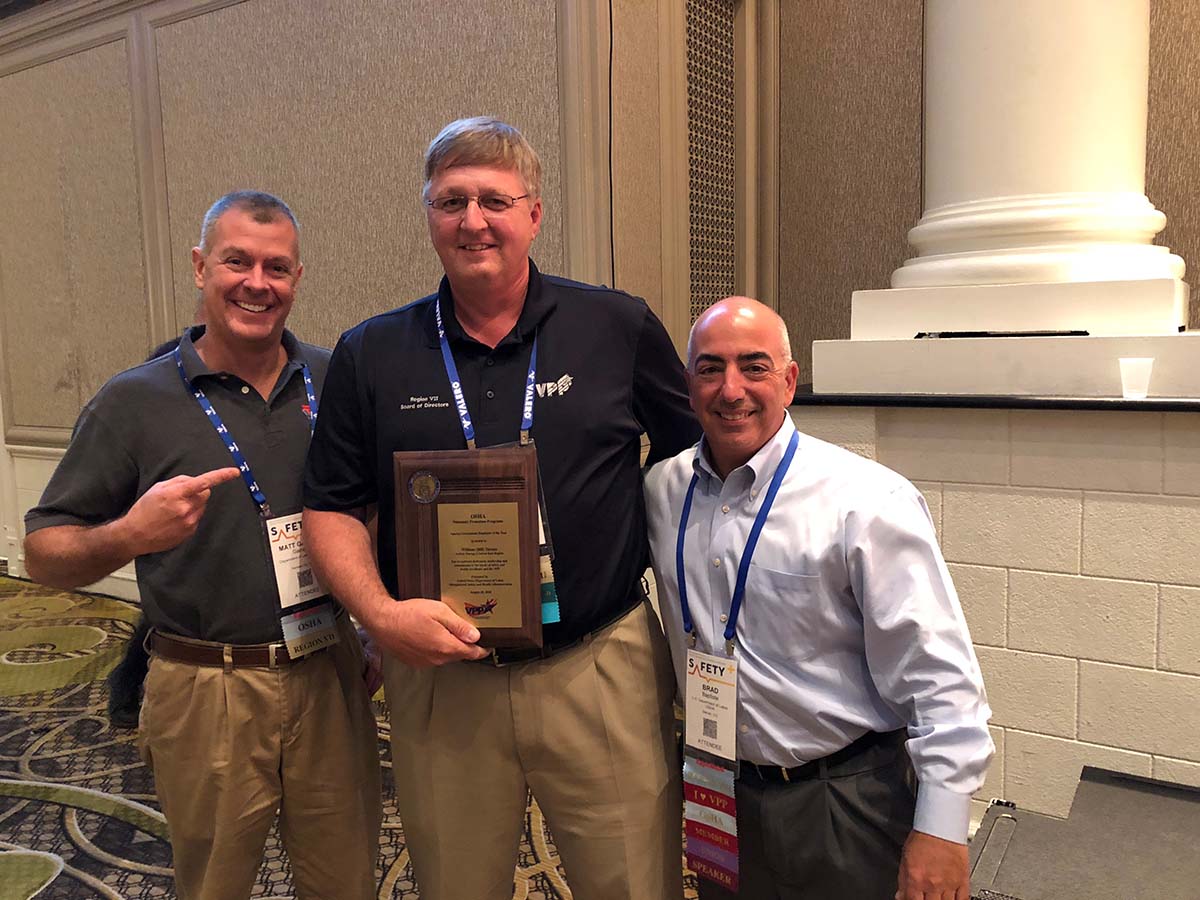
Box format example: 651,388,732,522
894,0,1182,290
813,0,1200,398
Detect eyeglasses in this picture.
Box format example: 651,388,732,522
426,193,530,215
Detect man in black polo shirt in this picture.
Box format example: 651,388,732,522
24,191,381,900
304,117,699,900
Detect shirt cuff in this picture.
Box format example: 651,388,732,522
913,782,972,844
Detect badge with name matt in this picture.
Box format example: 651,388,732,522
268,512,338,658
267,512,326,609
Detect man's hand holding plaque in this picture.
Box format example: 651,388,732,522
360,596,489,667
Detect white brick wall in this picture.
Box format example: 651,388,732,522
942,485,1081,572
1003,730,1151,815
1159,585,1200,675
1078,662,1200,759
802,404,1200,820
948,563,1006,646
975,647,1077,738
1008,572,1157,666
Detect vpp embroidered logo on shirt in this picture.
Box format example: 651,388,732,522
535,374,574,398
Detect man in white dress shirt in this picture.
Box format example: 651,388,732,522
645,296,993,900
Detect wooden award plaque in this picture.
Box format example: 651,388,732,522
393,445,542,649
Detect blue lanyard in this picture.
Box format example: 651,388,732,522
174,347,317,519
435,298,537,448
675,428,800,653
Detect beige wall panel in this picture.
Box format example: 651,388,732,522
611,0,664,316
0,39,148,429
155,0,563,347
1148,0,1200,327
777,0,921,382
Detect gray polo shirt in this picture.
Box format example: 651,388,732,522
26,326,331,644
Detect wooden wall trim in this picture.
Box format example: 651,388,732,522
657,0,691,353
5,426,73,447
735,0,779,309
128,8,176,347
0,0,243,76
556,0,614,288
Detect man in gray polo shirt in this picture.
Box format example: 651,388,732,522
23,191,381,900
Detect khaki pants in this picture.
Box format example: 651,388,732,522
139,617,382,900
384,600,684,900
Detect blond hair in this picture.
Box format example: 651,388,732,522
423,117,542,200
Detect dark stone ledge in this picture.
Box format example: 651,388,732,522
791,384,1200,413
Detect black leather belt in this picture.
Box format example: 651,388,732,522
478,596,643,667
740,729,907,784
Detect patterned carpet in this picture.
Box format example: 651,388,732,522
0,576,698,899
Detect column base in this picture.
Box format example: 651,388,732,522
891,192,1185,288
812,333,1200,398
851,278,1188,340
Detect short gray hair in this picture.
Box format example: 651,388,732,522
423,117,542,200
199,191,299,253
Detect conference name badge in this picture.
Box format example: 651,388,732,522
267,512,328,610
268,512,338,659
684,650,741,889
685,649,738,762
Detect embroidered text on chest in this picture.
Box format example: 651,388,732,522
400,394,452,411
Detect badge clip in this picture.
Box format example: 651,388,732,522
725,637,736,657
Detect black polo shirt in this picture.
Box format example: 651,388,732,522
304,260,699,644
25,326,330,645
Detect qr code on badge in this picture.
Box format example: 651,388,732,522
703,718,718,740
297,569,314,589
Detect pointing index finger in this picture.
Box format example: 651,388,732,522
189,467,243,493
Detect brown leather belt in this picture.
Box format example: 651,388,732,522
150,630,296,669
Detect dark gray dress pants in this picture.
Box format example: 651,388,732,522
697,733,915,900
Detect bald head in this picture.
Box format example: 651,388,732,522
686,296,791,371
685,296,799,478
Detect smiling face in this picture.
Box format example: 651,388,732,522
687,298,799,479
191,208,302,354
424,164,541,298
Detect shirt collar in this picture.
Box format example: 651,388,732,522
423,258,556,349
692,414,798,496
177,324,306,383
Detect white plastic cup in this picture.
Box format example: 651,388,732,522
1119,357,1154,400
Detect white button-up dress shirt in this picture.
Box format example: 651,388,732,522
645,415,994,843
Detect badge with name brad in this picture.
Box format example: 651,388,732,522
684,648,740,890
